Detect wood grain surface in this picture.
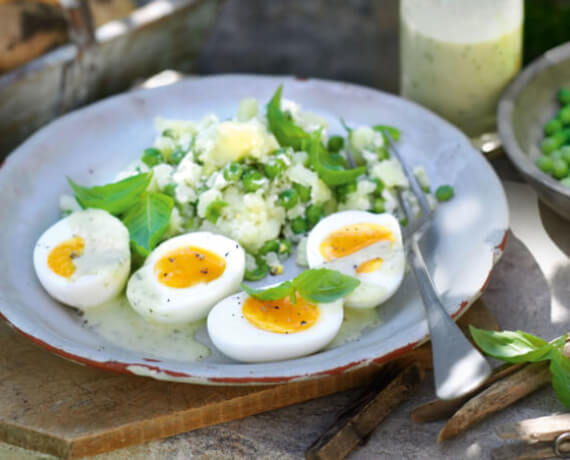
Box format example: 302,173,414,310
0,299,494,459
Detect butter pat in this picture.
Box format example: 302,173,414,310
200,119,278,168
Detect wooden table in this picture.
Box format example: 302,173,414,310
1,158,568,460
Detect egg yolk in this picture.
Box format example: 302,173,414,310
319,223,395,261
242,294,320,334
155,246,226,288
356,257,383,274
47,236,85,279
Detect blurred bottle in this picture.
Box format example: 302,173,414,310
400,0,523,137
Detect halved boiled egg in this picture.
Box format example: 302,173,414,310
127,232,245,324
207,290,343,362
33,209,131,309
306,210,405,309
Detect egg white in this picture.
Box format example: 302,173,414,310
33,209,131,309
126,232,245,324
306,210,405,309
207,292,343,362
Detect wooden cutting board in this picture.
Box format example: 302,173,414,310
0,300,498,459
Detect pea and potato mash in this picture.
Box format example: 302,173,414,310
61,87,436,281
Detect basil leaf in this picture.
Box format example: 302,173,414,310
549,348,570,409
373,124,401,142
292,268,360,303
469,326,553,363
267,85,310,150
241,281,294,301
68,172,152,216
122,192,173,257
307,132,366,186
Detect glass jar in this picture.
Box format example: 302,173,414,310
400,0,523,137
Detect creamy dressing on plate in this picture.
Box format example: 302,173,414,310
84,296,210,362
326,307,382,349
83,294,383,361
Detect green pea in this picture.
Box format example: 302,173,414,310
306,204,324,228
277,239,292,256
263,157,286,179
551,150,563,162
291,216,308,234
141,148,163,167
559,87,570,106
336,181,357,201
559,106,570,125
435,184,455,202
278,189,299,209
162,129,177,139
162,183,177,197
169,149,186,165
552,158,569,179
560,146,570,164
372,178,385,196
541,137,561,154
536,155,554,173
242,169,265,192
544,119,563,136
244,257,269,281
327,135,345,152
205,200,228,224
557,129,570,143
223,162,244,182
372,197,386,213
376,147,390,161
294,183,311,202
259,240,280,255
560,177,570,188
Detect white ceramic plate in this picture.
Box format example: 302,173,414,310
0,75,508,384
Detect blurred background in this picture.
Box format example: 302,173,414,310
1,0,570,157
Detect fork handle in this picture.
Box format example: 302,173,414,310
408,237,492,400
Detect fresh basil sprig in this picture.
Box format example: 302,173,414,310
267,85,310,150
372,124,401,142
550,348,570,408
241,268,360,304
68,172,152,216
122,192,173,257
470,326,570,408
266,87,365,186
307,131,366,186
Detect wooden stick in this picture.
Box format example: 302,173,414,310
410,362,525,423
497,414,570,442
305,362,424,460
437,362,551,442
491,441,557,460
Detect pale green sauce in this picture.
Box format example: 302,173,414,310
400,18,522,136
326,307,382,349
83,297,381,361
84,296,210,361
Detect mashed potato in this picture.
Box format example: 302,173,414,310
100,91,433,281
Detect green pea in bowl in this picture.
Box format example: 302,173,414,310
498,41,570,220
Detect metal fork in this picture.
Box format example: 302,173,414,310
383,132,492,400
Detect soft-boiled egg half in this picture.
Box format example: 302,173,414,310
127,232,245,324
207,290,343,362
306,210,405,309
33,209,131,309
